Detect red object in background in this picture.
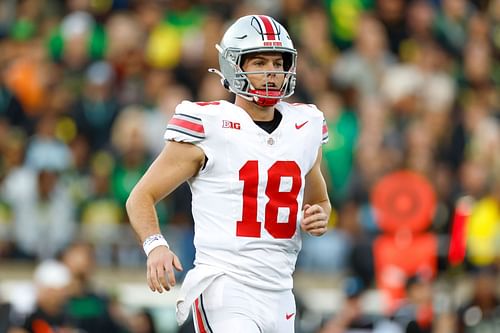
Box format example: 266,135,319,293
4,58,46,115
448,197,472,266
371,170,436,234
373,233,438,311
371,170,438,312
32,319,53,333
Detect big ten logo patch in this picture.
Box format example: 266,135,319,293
222,120,241,130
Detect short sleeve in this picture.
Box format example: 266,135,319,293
164,102,205,143
321,118,329,144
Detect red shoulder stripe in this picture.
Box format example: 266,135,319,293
169,117,204,134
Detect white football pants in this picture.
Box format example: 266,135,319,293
192,275,296,333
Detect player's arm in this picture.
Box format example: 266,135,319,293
126,140,205,292
301,147,331,236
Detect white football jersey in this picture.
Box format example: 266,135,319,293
164,100,328,291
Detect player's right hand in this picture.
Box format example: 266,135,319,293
146,246,183,293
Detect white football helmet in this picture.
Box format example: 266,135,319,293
210,15,297,107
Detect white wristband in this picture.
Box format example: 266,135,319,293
143,234,169,256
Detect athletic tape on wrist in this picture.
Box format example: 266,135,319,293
143,234,169,256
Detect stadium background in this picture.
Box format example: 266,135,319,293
0,0,499,332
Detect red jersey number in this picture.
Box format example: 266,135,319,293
237,161,302,239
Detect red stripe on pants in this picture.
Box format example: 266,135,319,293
195,298,207,333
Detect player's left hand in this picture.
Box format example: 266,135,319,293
301,204,328,236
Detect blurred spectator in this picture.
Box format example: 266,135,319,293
381,40,455,115
109,106,151,208
107,11,148,106
459,40,496,91
345,201,376,288
196,73,231,103
295,6,338,100
141,69,172,110
375,0,408,55
0,65,29,130
0,124,18,258
3,40,51,125
48,10,104,70
70,60,120,152
353,97,394,197
434,0,474,57
331,13,396,100
143,83,192,156
456,266,500,333
24,115,72,172
393,273,434,333
299,200,356,275
319,277,382,333
1,296,13,333
460,96,500,184
106,11,145,62
324,0,374,50
318,91,359,206
128,308,157,333
1,116,75,260
61,241,127,333
400,0,436,59
63,134,92,208
78,151,124,264
199,13,226,71
15,259,80,333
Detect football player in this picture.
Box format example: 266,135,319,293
126,15,331,333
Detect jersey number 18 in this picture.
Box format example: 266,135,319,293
237,160,301,239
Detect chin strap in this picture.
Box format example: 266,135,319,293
208,68,282,107
248,89,282,107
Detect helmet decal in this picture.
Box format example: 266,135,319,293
251,16,281,42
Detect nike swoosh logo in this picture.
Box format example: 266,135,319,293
235,34,248,39
286,313,295,320
295,121,308,129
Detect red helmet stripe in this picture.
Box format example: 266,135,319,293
258,15,276,40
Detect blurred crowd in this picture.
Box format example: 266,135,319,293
0,0,499,332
